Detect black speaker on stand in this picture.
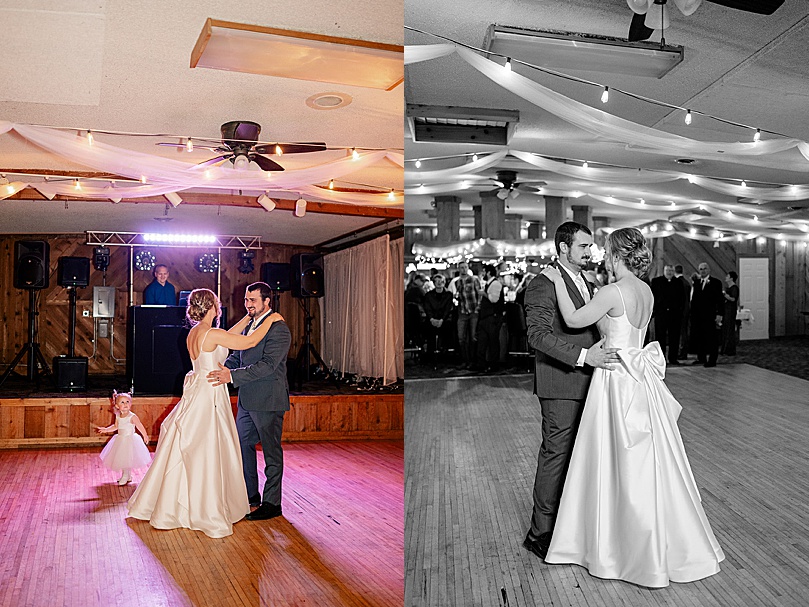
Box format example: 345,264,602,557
288,254,336,389
54,256,90,392
0,241,52,388
261,262,291,312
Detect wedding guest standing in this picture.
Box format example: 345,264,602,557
721,271,740,355
690,262,724,367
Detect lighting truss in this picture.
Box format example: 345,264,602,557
85,231,262,250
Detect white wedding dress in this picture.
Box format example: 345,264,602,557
128,336,249,538
545,287,724,587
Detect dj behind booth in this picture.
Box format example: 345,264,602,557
127,293,226,395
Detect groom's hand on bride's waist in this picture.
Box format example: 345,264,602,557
584,337,620,370
207,363,232,386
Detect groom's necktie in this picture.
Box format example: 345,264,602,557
574,273,590,302
245,319,254,335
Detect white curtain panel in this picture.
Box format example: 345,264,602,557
321,235,403,384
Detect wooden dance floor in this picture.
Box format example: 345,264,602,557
406,364,809,607
0,440,403,606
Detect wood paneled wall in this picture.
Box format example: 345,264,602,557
0,393,404,448
647,234,809,337
0,234,321,374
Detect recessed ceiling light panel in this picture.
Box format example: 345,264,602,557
306,92,353,110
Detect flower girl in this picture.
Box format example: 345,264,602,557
95,390,151,485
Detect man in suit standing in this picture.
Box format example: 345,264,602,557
650,264,686,365
522,222,620,560
208,282,291,520
690,262,725,367
674,264,692,359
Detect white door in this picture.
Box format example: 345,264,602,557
738,257,768,340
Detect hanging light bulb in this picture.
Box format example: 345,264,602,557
741,180,747,188
582,161,589,169
186,138,193,152
140,175,147,184
388,189,395,201
415,159,422,168
74,179,82,191
351,147,360,160
86,130,94,145
504,57,512,71
753,128,761,142
472,153,478,162
328,179,334,190
601,87,609,104
685,110,692,125
644,0,670,30
639,198,645,205
275,144,283,155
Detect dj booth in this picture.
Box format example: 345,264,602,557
127,305,227,395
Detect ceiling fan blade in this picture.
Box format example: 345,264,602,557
628,12,654,42
254,142,328,155
250,154,285,172
196,154,231,167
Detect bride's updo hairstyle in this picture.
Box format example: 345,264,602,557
607,227,652,277
186,288,220,326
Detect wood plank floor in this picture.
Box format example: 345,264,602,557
405,363,809,607
0,440,403,607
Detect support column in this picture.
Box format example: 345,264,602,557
592,216,610,248
527,221,542,240
543,196,566,240
504,214,522,239
476,190,505,239
434,195,461,241
572,204,592,231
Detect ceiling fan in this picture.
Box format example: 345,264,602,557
158,121,327,171
627,0,785,42
482,170,546,200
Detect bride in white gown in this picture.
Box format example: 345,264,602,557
540,227,724,587
128,288,282,538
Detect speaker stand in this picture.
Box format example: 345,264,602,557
0,290,52,388
293,297,338,390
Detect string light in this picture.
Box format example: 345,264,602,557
582,161,588,169
140,175,147,184
415,159,422,168
74,179,82,190
388,189,395,201
86,130,94,145
186,138,193,152
472,153,478,162
504,57,512,71
328,179,334,189
601,87,609,104
741,180,747,188
351,147,360,160
684,110,692,126
753,128,761,142
275,144,283,155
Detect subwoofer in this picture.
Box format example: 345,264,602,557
261,262,291,292
57,256,91,288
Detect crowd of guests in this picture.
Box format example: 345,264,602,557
405,258,742,372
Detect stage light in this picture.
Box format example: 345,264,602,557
195,252,219,273
294,197,307,217
237,250,255,274
134,250,156,271
257,193,276,211
93,246,111,272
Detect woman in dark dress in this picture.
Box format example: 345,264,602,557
721,271,740,355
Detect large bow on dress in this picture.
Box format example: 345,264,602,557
617,340,666,383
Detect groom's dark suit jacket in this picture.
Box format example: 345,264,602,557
524,268,599,401
224,314,291,412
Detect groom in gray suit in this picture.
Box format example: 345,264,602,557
208,282,291,521
522,222,620,560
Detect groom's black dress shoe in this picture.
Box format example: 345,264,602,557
248,494,261,508
246,502,283,521
523,532,552,560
